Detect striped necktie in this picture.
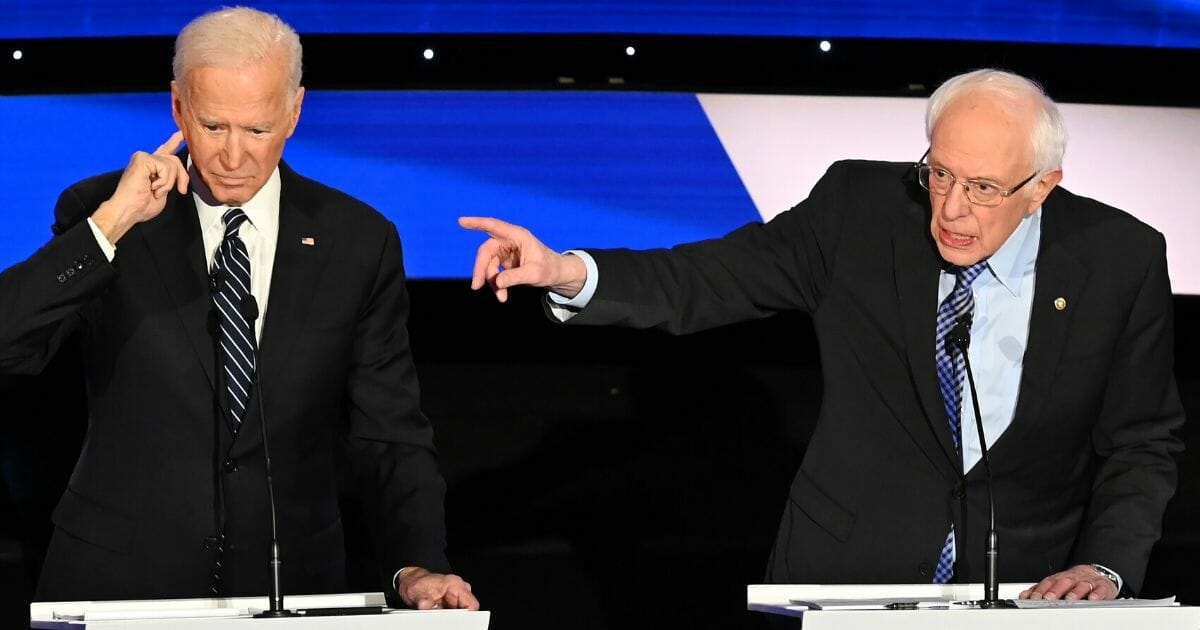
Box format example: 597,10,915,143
213,208,255,432
932,261,988,584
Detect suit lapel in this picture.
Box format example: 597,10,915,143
256,166,330,420
136,189,218,390
1008,196,1087,439
894,201,962,473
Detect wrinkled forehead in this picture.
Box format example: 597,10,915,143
930,94,1035,176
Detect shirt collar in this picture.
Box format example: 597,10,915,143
190,160,282,234
981,207,1042,297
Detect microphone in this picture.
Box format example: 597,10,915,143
241,295,294,619
206,287,226,596
209,268,226,294
948,315,1014,608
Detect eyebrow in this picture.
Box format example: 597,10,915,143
927,158,1004,184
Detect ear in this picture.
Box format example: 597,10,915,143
1024,168,1063,215
170,81,185,131
286,86,305,138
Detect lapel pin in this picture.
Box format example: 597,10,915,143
300,236,315,246
1054,297,1067,311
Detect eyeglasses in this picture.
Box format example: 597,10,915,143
915,149,1038,207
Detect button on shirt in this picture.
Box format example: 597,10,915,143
942,208,1040,474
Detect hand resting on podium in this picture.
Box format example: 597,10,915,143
1020,564,1119,601
396,566,480,610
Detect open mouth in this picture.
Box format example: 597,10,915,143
939,226,977,248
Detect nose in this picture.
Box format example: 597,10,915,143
938,182,973,220
219,132,246,171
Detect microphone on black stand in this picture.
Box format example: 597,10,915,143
206,269,228,596
947,315,1015,608
241,295,294,619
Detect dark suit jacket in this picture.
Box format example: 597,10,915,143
561,160,1184,594
0,158,449,602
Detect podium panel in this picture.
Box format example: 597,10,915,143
748,583,1200,630
30,592,490,629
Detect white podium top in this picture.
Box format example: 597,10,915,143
747,583,1200,630
31,592,490,629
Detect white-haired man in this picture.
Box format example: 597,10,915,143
460,68,1183,601
0,6,476,610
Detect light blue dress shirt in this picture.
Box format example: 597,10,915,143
945,209,1040,475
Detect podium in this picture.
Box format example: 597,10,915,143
747,583,1200,629
30,592,490,629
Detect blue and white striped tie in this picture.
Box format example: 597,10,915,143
932,261,988,584
213,208,255,432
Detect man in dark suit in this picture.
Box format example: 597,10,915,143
0,6,476,610
459,69,1184,600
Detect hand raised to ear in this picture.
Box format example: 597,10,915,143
91,131,190,245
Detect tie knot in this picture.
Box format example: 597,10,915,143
952,261,989,289
222,208,249,237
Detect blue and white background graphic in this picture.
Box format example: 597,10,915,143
3,1,1199,289
3,91,1198,292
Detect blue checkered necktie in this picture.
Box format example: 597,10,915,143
932,261,988,584
213,208,255,433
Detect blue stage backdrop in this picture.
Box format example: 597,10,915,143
0,91,760,278
1,0,1198,47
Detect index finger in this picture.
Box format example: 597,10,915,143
458,216,521,239
155,130,185,156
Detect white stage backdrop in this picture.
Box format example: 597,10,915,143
699,94,1200,295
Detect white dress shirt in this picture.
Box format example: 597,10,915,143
87,167,282,343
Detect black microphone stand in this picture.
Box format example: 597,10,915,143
949,316,1015,608
206,271,228,596
242,296,295,619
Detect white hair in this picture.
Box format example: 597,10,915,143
925,68,1067,174
173,6,303,96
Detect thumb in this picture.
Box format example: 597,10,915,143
494,265,536,290
498,263,560,290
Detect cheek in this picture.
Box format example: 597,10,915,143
980,210,1022,250
184,138,213,163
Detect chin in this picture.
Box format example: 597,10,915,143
936,246,982,267
213,189,250,206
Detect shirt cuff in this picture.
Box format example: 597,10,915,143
1090,563,1124,593
546,250,597,322
86,217,117,262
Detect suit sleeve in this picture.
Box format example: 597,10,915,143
340,221,450,601
0,186,115,375
561,160,853,333
1071,232,1184,594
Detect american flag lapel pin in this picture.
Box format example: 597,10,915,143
300,236,316,246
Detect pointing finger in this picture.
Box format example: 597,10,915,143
459,216,523,241
156,130,185,156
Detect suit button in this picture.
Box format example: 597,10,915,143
952,480,966,499
74,260,85,271
65,267,76,278
56,274,67,283
82,253,93,264
223,458,238,473
918,562,932,577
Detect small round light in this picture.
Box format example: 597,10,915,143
422,48,435,60
12,49,23,61
625,46,636,56
819,40,832,52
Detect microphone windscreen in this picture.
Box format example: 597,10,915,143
241,295,259,324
